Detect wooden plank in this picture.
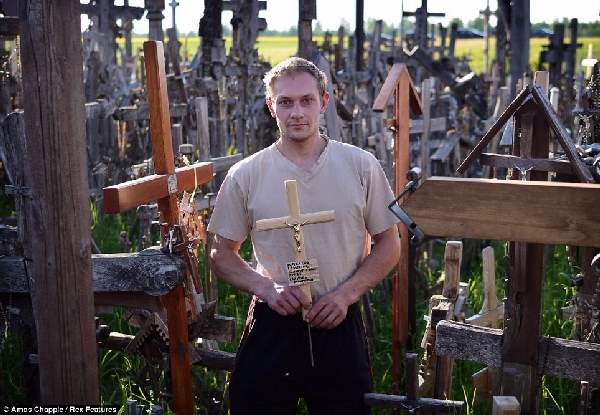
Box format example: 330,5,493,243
410,117,447,134
456,87,531,174
103,162,213,213
436,321,600,383
0,248,186,295
402,177,600,247
19,0,99,403
479,153,574,175
195,96,211,161
373,64,423,114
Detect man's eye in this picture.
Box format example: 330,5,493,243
280,100,292,106
302,97,313,104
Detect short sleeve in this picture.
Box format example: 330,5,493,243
363,154,400,236
207,172,250,242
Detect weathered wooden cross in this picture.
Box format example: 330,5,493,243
103,41,214,415
255,179,335,364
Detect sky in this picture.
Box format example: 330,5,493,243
81,0,600,35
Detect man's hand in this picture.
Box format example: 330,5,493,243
260,282,312,316
305,291,350,329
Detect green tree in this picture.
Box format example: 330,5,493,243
467,16,484,31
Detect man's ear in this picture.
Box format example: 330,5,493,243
266,96,276,118
320,91,330,113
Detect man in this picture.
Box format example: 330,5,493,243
208,57,400,415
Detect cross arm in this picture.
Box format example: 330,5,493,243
103,162,213,214
255,211,335,232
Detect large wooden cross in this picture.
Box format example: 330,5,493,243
255,180,335,305
373,63,423,391
103,41,213,415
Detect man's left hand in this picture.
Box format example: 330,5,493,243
305,291,349,329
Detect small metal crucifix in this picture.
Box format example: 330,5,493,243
255,179,335,365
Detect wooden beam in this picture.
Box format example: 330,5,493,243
19,0,99,403
492,396,520,415
436,321,600,383
0,248,185,295
373,63,423,114
402,177,600,247
480,153,574,175
103,162,213,213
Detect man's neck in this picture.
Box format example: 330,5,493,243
276,134,327,170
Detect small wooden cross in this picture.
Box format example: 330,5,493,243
103,41,213,415
255,179,335,308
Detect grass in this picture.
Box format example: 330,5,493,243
125,35,600,74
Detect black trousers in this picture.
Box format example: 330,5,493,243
229,299,372,415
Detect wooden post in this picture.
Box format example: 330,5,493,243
420,77,433,179
298,0,316,59
501,72,548,415
509,0,530,98
195,96,210,162
145,0,165,42
373,64,423,392
355,0,365,71
496,0,510,86
19,0,99,403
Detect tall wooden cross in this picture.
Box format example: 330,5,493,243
373,63,423,392
103,41,214,415
255,180,335,363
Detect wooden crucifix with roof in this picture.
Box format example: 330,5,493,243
255,179,335,364
372,62,423,391
400,72,600,413
102,41,213,415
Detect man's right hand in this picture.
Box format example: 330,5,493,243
259,281,311,316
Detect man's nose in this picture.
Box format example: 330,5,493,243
290,102,304,118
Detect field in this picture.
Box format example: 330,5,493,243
127,35,600,74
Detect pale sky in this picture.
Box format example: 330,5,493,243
82,0,600,35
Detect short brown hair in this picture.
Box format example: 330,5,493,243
263,57,328,100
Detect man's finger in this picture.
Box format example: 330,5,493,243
309,303,332,327
290,286,312,309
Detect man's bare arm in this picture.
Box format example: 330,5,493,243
306,225,401,329
210,233,311,315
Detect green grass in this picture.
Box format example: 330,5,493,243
125,35,600,73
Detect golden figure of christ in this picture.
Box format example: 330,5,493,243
255,180,335,309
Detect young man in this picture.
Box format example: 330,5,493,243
208,57,400,415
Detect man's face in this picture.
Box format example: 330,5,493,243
267,72,329,143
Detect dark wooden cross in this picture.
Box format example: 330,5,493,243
402,0,445,51
103,41,214,415
373,63,423,392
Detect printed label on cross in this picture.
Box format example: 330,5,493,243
255,179,335,307
102,41,212,415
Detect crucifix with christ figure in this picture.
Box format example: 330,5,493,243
255,179,335,365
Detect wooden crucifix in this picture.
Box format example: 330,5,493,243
103,41,213,415
255,180,335,364
373,62,423,392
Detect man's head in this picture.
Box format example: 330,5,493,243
264,57,330,143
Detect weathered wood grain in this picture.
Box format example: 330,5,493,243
0,247,186,295
20,0,99,403
479,153,574,175
402,177,600,247
436,321,600,383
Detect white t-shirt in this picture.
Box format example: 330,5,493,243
207,138,399,299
